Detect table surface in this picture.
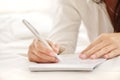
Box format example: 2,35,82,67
0,53,120,80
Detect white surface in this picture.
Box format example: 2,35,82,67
0,53,120,80
0,15,120,80
29,54,106,71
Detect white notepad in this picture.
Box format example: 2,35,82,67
29,54,106,72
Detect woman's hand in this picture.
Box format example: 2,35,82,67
28,39,60,63
79,33,120,59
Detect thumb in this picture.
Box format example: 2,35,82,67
47,40,59,53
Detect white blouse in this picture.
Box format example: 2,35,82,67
48,0,114,54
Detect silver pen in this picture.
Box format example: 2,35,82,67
22,19,62,61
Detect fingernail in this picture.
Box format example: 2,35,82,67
55,59,59,62
80,54,87,59
90,55,97,59
104,55,109,59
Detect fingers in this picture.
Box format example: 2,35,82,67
28,39,59,63
32,49,58,62
33,39,54,57
47,40,59,53
104,49,120,59
28,46,58,63
79,33,120,60
90,45,117,59
81,37,102,54
28,52,49,63
80,40,110,59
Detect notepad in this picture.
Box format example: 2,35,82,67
29,54,106,72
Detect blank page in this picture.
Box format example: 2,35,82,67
29,54,106,72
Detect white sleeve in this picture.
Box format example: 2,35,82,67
48,0,81,54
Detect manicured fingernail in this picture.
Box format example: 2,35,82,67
80,54,87,59
104,55,109,59
90,55,97,59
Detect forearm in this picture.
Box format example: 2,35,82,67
48,0,81,54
